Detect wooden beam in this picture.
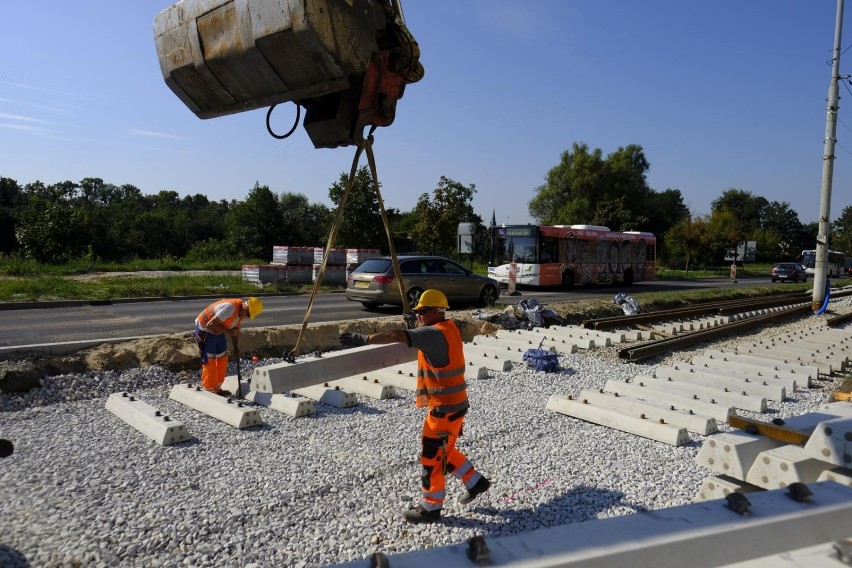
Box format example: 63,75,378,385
728,415,810,446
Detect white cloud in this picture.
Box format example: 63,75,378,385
129,128,187,140
0,112,48,123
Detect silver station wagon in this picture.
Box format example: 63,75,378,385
345,255,501,309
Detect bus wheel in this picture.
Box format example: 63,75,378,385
623,269,633,285
561,270,574,289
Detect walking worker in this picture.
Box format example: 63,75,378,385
339,289,491,524
195,297,263,396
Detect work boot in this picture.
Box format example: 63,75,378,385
215,389,233,397
458,476,491,505
402,505,441,524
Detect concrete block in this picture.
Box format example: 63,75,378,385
250,343,416,393
689,355,799,391
546,394,689,446
803,417,852,467
244,391,316,417
819,401,852,416
604,379,734,423
291,384,358,407
105,392,191,446
328,376,396,399
169,383,263,428
817,467,852,488
694,474,763,502
326,482,852,568
494,329,581,353
464,351,513,373
576,389,718,435
734,346,834,375
709,348,819,380
746,445,835,489
696,431,785,480
654,365,785,401
465,340,536,364
514,326,599,348
633,374,767,413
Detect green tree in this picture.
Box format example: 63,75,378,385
528,142,604,224
761,201,805,260
409,176,480,256
0,177,23,254
831,205,852,257
644,188,690,260
663,215,711,271
710,189,768,233
226,183,285,260
707,208,747,264
280,192,332,247
591,195,648,232
15,200,93,263
327,166,386,249
528,142,677,235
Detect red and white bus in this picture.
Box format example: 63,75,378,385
488,224,656,288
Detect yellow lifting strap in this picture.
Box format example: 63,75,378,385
286,127,410,361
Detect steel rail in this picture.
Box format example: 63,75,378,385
617,303,813,362
583,293,810,330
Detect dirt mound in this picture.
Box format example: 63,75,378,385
0,299,623,384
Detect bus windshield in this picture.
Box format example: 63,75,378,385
495,236,538,264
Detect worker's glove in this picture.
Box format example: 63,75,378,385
403,312,417,330
339,333,368,347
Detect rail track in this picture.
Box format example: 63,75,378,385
577,288,852,362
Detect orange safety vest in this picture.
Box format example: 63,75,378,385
415,320,469,413
196,299,245,332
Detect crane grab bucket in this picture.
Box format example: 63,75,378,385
153,0,423,148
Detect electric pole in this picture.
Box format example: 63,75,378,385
813,0,844,312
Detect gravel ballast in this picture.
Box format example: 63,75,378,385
0,310,848,568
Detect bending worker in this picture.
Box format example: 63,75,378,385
195,297,263,396
340,289,490,524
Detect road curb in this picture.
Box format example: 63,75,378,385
0,291,311,311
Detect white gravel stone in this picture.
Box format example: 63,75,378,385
0,302,849,567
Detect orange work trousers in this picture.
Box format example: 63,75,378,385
419,408,479,511
198,330,229,392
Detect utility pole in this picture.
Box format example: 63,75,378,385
813,0,844,312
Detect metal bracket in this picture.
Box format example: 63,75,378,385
466,535,491,564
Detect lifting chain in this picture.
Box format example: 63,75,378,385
285,126,413,362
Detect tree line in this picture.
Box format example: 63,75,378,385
2,141,849,268
0,172,481,265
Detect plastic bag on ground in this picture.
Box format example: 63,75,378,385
518,298,566,328
470,308,524,330
522,348,559,372
613,293,640,315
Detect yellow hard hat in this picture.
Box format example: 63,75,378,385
247,297,264,319
414,289,449,311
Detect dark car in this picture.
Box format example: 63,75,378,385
770,262,807,283
345,255,501,309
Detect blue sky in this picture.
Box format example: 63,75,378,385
2,1,851,228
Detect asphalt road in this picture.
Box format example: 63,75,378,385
0,278,773,350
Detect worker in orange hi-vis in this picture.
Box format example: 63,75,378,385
194,297,263,396
340,289,491,524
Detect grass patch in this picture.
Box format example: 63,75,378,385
0,274,344,302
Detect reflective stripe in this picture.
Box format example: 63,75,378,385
196,299,244,331
453,460,473,479
423,490,445,501
415,383,467,397
418,365,466,379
